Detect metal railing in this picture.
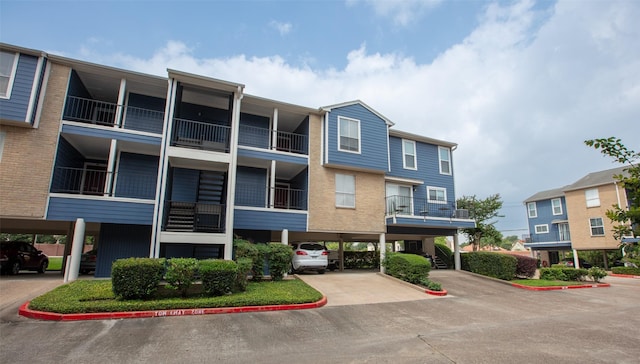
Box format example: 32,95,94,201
164,201,225,233
171,118,230,152
235,183,307,210
385,195,458,219
124,106,165,134
50,167,156,199
276,130,307,154
238,125,271,149
64,96,118,126
273,185,307,210
238,124,308,155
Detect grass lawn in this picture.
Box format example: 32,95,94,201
47,257,62,271
28,278,323,314
512,279,586,287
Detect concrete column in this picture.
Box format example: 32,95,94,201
573,249,580,269
338,238,344,272
64,218,85,283
104,140,118,195
269,160,276,208
380,233,386,274
454,234,461,270
423,237,435,256
282,229,289,245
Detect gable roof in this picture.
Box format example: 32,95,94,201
524,187,567,203
321,100,394,126
563,166,628,192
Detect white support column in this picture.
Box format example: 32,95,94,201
64,218,85,283
271,108,279,150
115,78,127,127
454,234,461,270
573,249,580,269
104,140,118,195
282,229,289,245
224,87,243,260
269,160,276,208
379,233,386,274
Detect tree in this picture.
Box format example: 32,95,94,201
585,137,640,239
500,235,519,250
456,194,504,251
479,225,503,249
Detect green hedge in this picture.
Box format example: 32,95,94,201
165,258,199,297
383,253,431,284
539,267,588,281
435,243,453,268
233,239,264,281
265,243,293,281
235,258,253,291
111,258,165,300
514,255,538,278
199,259,238,296
460,252,517,280
343,251,380,269
611,266,640,275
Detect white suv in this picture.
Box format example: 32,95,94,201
291,243,328,274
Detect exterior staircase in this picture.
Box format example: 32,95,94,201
165,201,196,231
433,255,449,269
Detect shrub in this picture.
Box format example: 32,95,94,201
234,258,253,291
564,268,588,281
233,239,264,281
164,258,199,298
588,267,607,282
460,252,517,280
611,266,640,275
199,259,238,296
383,253,431,284
111,258,165,300
539,267,588,281
435,243,453,268
514,255,538,278
266,243,293,281
343,251,379,269
419,278,442,291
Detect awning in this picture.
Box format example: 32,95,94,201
551,219,568,224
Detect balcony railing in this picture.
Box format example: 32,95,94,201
235,183,307,210
238,125,308,155
124,105,165,134
171,118,230,152
385,195,460,219
164,201,225,233
50,167,156,199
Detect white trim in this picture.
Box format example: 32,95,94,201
62,120,163,137
337,116,361,154
385,175,424,185
234,205,308,215
224,86,243,259
589,217,605,236
237,145,309,159
271,108,278,150
527,202,537,218
551,198,563,215
0,51,19,99
438,146,452,175
585,188,600,208
269,160,276,208
427,186,447,204
31,59,50,129
49,193,155,204
25,56,45,124
386,126,391,172
0,131,5,162
534,224,549,234
115,78,127,127
402,139,417,170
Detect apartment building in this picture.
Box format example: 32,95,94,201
0,43,474,277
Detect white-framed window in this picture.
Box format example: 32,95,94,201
527,202,537,218
589,217,605,236
535,224,549,234
335,173,355,208
551,198,563,215
585,188,600,207
386,183,412,214
338,116,360,153
402,139,417,170
0,51,19,99
558,223,570,241
427,186,447,204
438,146,451,175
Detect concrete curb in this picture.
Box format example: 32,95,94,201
18,296,328,321
511,283,611,291
376,272,448,296
610,273,640,279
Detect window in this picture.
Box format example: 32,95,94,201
427,186,447,203
335,174,355,208
438,147,451,175
558,223,570,241
338,117,360,153
0,51,19,99
402,139,417,170
589,217,605,236
551,198,563,215
535,224,549,234
527,202,537,218
585,188,600,207
386,184,412,214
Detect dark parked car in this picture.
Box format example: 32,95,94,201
0,241,49,275
80,249,98,274
561,258,592,269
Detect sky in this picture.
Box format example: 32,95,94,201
1,0,639,237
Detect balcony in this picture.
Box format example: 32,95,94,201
235,183,307,210
385,195,464,219
171,118,230,152
164,201,225,233
50,166,156,199
238,125,308,155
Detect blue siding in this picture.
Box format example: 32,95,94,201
326,104,389,172
235,166,267,207
66,70,91,98
47,197,154,224
114,153,159,199
289,168,308,210
0,53,38,122
169,168,199,202
124,93,166,134
61,124,162,145
50,137,85,192
239,112,270,149
526,197,568,243
237,148,308,165
95,224,151,277
387,136,456,207
234,209,307,231
178,101,230,125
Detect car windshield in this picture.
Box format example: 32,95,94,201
300,243,324,251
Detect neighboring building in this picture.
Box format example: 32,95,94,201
524,166,630,267
0,43,474,277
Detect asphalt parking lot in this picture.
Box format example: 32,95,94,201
1,270,639,364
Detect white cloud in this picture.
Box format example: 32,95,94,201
347,0,442,26
73,0,640,233
269,20,292,36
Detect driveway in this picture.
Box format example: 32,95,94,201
0,271,65,323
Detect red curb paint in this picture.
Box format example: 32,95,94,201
511,283,610,291
610,273,640,279
19,296,328,321
425,289,448,296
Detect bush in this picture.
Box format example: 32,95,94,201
383,253,431,284
234,239,264,281
435,242,453,268
460,252,517,280
419,278,442,291
199,259,238,296
611,266,640,275
266,243,293,281
588,267,607,282
111,258,165,300
343,251,379,269
539,267,588,281
164,258,199,298
234,258,253,291
514,255,538,278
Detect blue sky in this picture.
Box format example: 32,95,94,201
2,0,639,238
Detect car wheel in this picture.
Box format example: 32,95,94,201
38,261,48,274
11,261,20,275
318,269,326,275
